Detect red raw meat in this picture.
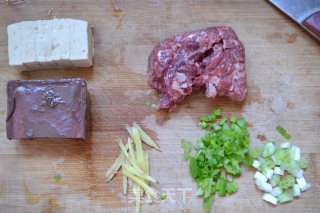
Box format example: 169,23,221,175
148,26,247,111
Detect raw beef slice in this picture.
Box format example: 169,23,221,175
148,26,247,111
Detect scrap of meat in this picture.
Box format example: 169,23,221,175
147,26,247,111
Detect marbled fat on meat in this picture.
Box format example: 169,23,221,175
148,26,247,111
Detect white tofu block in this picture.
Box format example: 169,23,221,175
51,18,73,67
7,23,27,71
70,19,93,67
262,193,278,205
36,20,56,68
7,19,93,71
19,21,43,70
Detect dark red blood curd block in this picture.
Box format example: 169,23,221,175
6,78,90,139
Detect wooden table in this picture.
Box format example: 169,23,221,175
0,0,319,212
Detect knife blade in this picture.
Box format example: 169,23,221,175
268,0,320,42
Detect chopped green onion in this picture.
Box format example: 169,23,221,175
226,181,238,193
271,187,283,197
276,125,291,140
296,177,310,191
144,100,152,105
196,188,204,196
254,171,268,182
199,115,209,122
217,177,227,196
292,184,301,197
280,142,291,149
145,100,157,109
263,142,276,157
181,108,250,212
249,126,310,205
291,145,301,161
297,159,308,169
213,108,221,116
278,192,293,204
255,179,272,192
160,192,167,200
270,174,280,187
264,157,275,169
236,119,246,128
252,160,261,169
249,148,261,159
219,117,227,126
199,121,208,129
262,193,278,205
230,116,237,123
274,167,284,175
208,114,216,122
150,103,157,109
54,173,61,183
262,168,274,179
279,175,295,190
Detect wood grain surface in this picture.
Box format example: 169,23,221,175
0,0,319,212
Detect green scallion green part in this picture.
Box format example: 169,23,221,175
219,117,227,126
208,114,216,122
199,115,209,122
236,119,246,128
276,125,291,140
213,108,221,116
230,116,237,123
150,103,157,109
297,159,308,169
181,108,250,212
160,192,167,200
145,100,152,106
54,174,61,183
199,121,208,129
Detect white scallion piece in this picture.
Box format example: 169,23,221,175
252,160,261,169
296,177,310,191
292,184,301,197
278,192,293,204
263,142,276,157
263,168,274,179
291,145,301,161
294,169,304,178
271,187,283,197
274,167,284,175
255,179,272,193
262,193,278,205
280,142,291,149
254,171,268,182
272,155,281,166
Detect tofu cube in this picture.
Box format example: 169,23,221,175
51,18,73,67
7,19,93,71
36,20,56,68
7,23,26,71
70,19,93,67
20,21,43,70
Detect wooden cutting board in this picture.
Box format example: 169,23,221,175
0,0,319,212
